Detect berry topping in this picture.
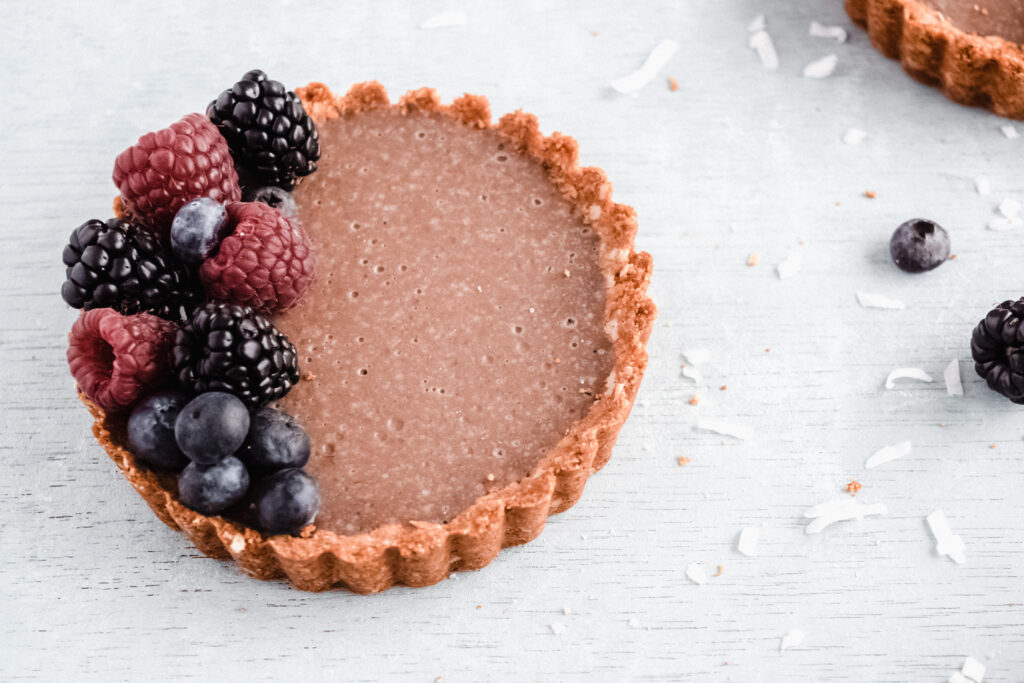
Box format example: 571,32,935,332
242,407,310,473
178,456,250,515
255,468,321,535
172,302,299,407
170,197,230,265
67,308,178,412
889,218,951,273
207,70,320,191
198,201,315,312
174,392,251,465
61,218,199,321
972,298,1024,404
113,113,241,238
127,391,191,471
244,185,298,221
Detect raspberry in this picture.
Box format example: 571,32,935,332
67,309,178,412
113,113,241,238
199,201,314,312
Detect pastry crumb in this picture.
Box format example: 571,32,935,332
667,76,679,91
991,443,997,449
677,455,691,466
689,394,701,406
563,269,571,277
720,385,727,391
864,190,877,199
714,565,723,577
845,480,862,496
746,252,760,266
303,371,317,381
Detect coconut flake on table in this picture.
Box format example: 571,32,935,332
777,251,803,279
944,360,963,396
1001,124,1020,139
804,498,888,534
803,54,838,78
975,176,992,195
884,367,934,389
696,419,753,441
961,656,986,682
419,10,468,28
610,39,679,94
998,198,1021,219
685,562,708,585
682,349,712,366
681,365,703,384
549,622,566,635
865,440,911,469
856,291,906,310
748,30,779,70
843,128,867,145
628,618,640,628
987,217,1022,231
950,673,974,683
926,509,966,564
780,629,805,651
748,14,766,32
809,21,849,42
737,527,759,556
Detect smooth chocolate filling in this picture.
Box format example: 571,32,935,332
276,110,613,534
921,0,1024,45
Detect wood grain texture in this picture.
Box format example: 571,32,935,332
2,0,1023,681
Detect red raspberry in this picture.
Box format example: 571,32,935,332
67,309,177,412
199,202,315,312
113,113,241,238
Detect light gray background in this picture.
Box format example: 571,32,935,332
2,1,1023,681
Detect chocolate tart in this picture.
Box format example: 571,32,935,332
847,0,1024,119
87,81,655,592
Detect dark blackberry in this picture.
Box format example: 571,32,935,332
207,70,320,191
172,302,299,407
61,218,199,321
971,298,1024,404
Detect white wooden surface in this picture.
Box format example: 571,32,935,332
3,1,1024,680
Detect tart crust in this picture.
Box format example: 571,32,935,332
87,81,656,593
846,0,1024,119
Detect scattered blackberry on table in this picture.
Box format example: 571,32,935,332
172,302,299,408
889,218,950,273
178,455,250,515
170,197,230,265
113,113,241,237
242,407,310,473
207,70,320,191
244,185,298,221
127,391,191,471
61,218,199,321
67,308,178,412
971,298,1024,404
255,468,320,535
199,201,315,312
174,392,251,465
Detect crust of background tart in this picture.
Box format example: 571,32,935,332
88,81,656,593
846,0,1024,119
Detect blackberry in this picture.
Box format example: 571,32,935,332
207,70,320,191
172,302,299,407
61,218,199,321
971,298,1024,404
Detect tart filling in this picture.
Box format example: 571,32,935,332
920,0,1024,44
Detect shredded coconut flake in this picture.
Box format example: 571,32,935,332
682,365,703,384
998,198,1021,219
748,30,779,70
885,367,934,389
950,673,974,683
549,622,566,635
961,657,985,682
747,14,766,32
865,440,912,469
809,21,849,42
927,509,966,564
988,217,1022,231
856,291,906,309
780,629,805,651
696,419,753,441
685,563,708,585
804,498,887,534
737,527,759,556
610,39,679,94
975,176,992,195
803,54,838,78
944,360,963,396
1001,124,1020,139
843,128,867,145
682,349,711,366
777,251,803,279
628,618,640,628
419,10,468,28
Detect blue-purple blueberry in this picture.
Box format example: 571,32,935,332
244,186,298,221
256,468,320,535
127,391,190,471
242,407,310,473
170,197,230,265
178,455,250,515
889,218,950,273
174,391,250,465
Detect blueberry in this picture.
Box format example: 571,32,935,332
177,456,250,515
243,186,298,221
242,407,311,473
889,218,950,273
174,392,250,465
127,391,190,470
170,197,230,265
255,468,320,535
